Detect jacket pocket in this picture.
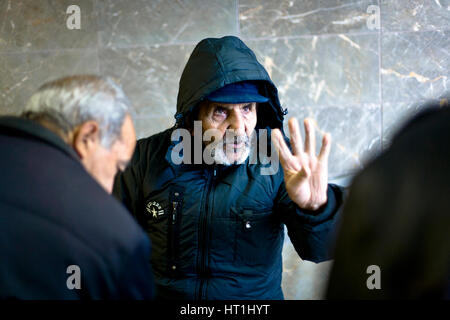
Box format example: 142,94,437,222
232,207,284,267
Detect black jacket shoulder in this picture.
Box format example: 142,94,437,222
0,117,154,299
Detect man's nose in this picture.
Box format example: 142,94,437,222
226,109,245,136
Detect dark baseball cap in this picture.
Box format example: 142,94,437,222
206,81,269,104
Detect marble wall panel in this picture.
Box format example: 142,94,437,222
285,104,381,178
382,100,425,148
99,44,195,118
383,95,450,148
0,50,99,115
0,0,98,51
381,30,450,104
381,0,450,32
247,34,380,109
239,0,379,38
381,30,450,148
282,237,333,300
98,0,238,47
134,116,175,140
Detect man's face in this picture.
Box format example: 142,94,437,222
79,115,136,193
197,101,257,165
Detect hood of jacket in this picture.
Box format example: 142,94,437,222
175,36,286,130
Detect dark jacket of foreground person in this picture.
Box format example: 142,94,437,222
114,36,344,300
327,104,450,299
0,116,154,299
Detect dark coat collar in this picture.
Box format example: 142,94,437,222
0,116,80,161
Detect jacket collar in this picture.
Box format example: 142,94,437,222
0,116,80,161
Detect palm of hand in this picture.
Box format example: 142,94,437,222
272,118,331,211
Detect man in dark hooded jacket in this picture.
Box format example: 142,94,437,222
114,36,344,300
0,75,154,299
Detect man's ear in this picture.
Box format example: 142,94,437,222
72,121,101,159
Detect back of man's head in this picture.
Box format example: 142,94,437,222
21,75,136,193
22,75,132,149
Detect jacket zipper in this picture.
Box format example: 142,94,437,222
172,201,178,225
169,189,183,274
197,167,216,300
169,200,178,273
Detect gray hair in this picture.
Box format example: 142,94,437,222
22,75,133,149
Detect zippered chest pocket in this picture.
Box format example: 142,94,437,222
144,187,184,276
231,207,284,267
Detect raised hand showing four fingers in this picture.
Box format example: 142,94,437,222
271,117,332,211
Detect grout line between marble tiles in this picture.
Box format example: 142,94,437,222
381,27,450,35
240,27,450,43
284,103,381,111
240,31,378,42
0,47,98,55
99,41,200,50
28,30,378,52
378,0,384,152
2,27,447,55
236,0,241,37
94,0,101,75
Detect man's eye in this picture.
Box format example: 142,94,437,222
242,104,252,112
214,107,227,115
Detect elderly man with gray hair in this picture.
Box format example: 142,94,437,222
0,75,154,299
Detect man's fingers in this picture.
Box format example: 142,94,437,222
304,118,316,156
318,132,332,163
271,129,291,162
272,129,299,171
288,118,303,156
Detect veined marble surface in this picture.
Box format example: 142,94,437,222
381,30,449,104
381,0,450,32
99,44,195,118
1,0,449,300
0,49,99,115
0,0,98,51
247,34,380,107
240,0,379,38
98,0,238,47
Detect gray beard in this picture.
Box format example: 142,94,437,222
211,143,251,166
208,134,253,166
